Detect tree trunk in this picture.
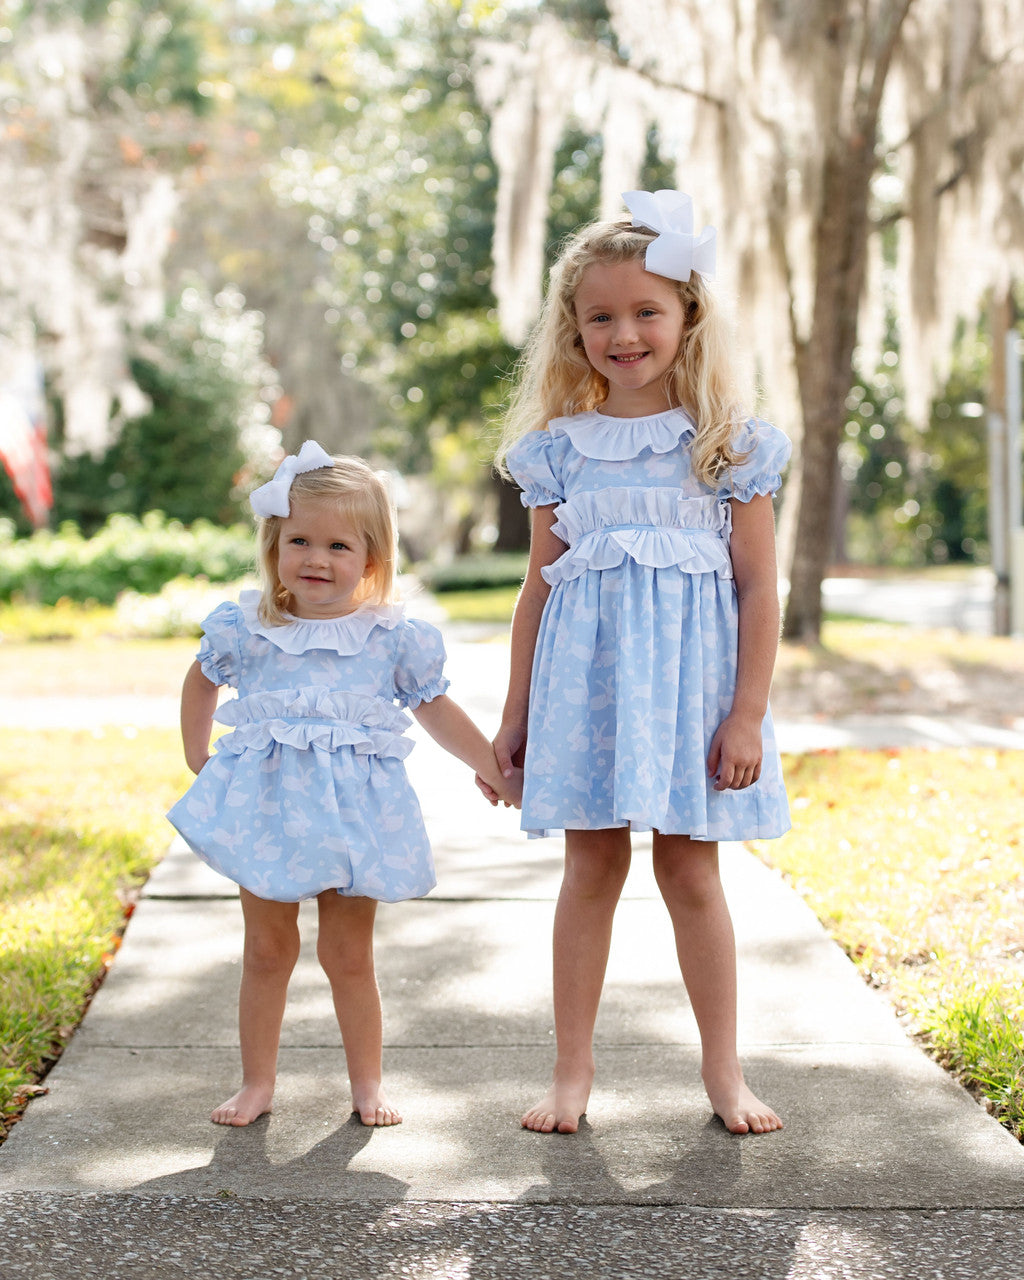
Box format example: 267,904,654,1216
492,471,529,552
782,138,877,642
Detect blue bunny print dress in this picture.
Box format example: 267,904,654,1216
506,406,792,842
167,592,446,902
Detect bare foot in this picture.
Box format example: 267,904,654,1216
521,1065,593,1134
211,1082,274,1126
351,1081,402,1126
703,1065,782,1135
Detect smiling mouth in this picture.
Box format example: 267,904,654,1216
610,352,648,364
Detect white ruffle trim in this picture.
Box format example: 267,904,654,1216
543,527,731,584
214,685,414,759
238,590,404,656
544,488,732,584
548,408,696,461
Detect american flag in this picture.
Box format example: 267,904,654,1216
0,352,51,528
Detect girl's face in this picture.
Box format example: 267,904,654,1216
574,258,686,417
276,497,372,619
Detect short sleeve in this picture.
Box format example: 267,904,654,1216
506,430,564,508
719,419,792,502
196,601,242,688
393,617,450,709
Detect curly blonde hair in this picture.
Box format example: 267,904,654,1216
254,456,397,625
495,218,748,486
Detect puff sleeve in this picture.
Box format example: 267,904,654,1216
719,418,792,503
196,602,243,688
393,617,451,709
506,430,565,508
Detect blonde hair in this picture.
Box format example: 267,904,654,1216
254,455,397,625
496,218,748,486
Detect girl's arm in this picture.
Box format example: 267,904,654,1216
493,503,562,777
707,493,781,791
411,694,522,806
180,660,220,774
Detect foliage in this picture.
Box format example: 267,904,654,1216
8,0,212,111
0,727,191,1140
0,512,253,606
53,284,280,532
841,324,993,567
116,575,253,637
264,2,517,477
418,551,528,592
754,747,1024,1138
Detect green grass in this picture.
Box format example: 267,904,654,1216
753,748,1024,1138
432,583,521,624
0,598,120,641
0,728,192,1139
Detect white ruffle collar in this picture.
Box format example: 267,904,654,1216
548,407,697,461
238,590,404,656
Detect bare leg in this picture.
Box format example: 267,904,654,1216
652,834,782,1135
316,891,399,1126
213,889,300,1126
522,828,631,1134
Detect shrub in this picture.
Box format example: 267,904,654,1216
418,551,528,593
0,512,253,606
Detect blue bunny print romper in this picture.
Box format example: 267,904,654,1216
168,592,446,902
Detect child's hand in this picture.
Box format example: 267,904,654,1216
475,773,501,805
494,765,523,809
707,713,763,791
493,723,526,780
475,765,523,809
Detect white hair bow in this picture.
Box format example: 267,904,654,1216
622,190,716,282
249,440,334,517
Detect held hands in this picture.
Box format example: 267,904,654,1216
707,712,763,792
476,723,526,808
487,763,525,808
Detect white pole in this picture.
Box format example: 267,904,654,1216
1007,332,1024,637
988,408,1007,632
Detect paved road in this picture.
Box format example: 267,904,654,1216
822,569,999,634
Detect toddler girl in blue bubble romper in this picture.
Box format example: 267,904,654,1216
487,191,790,1138
169,444,520,1129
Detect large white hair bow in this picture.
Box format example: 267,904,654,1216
622,190,716,282
249,440,334,517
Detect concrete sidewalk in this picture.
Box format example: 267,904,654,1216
2,638,1024,1278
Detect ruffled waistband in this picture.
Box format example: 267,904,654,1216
214,686,413,759
544,489,732,584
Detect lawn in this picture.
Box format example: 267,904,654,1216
0,727,192,1138
754,748,1024,1136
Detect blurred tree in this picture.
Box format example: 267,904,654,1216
0,0,215,460
841,324,994,567
53,283,279,531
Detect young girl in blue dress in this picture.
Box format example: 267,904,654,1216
488,190,790,1136
169,443,521,1128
